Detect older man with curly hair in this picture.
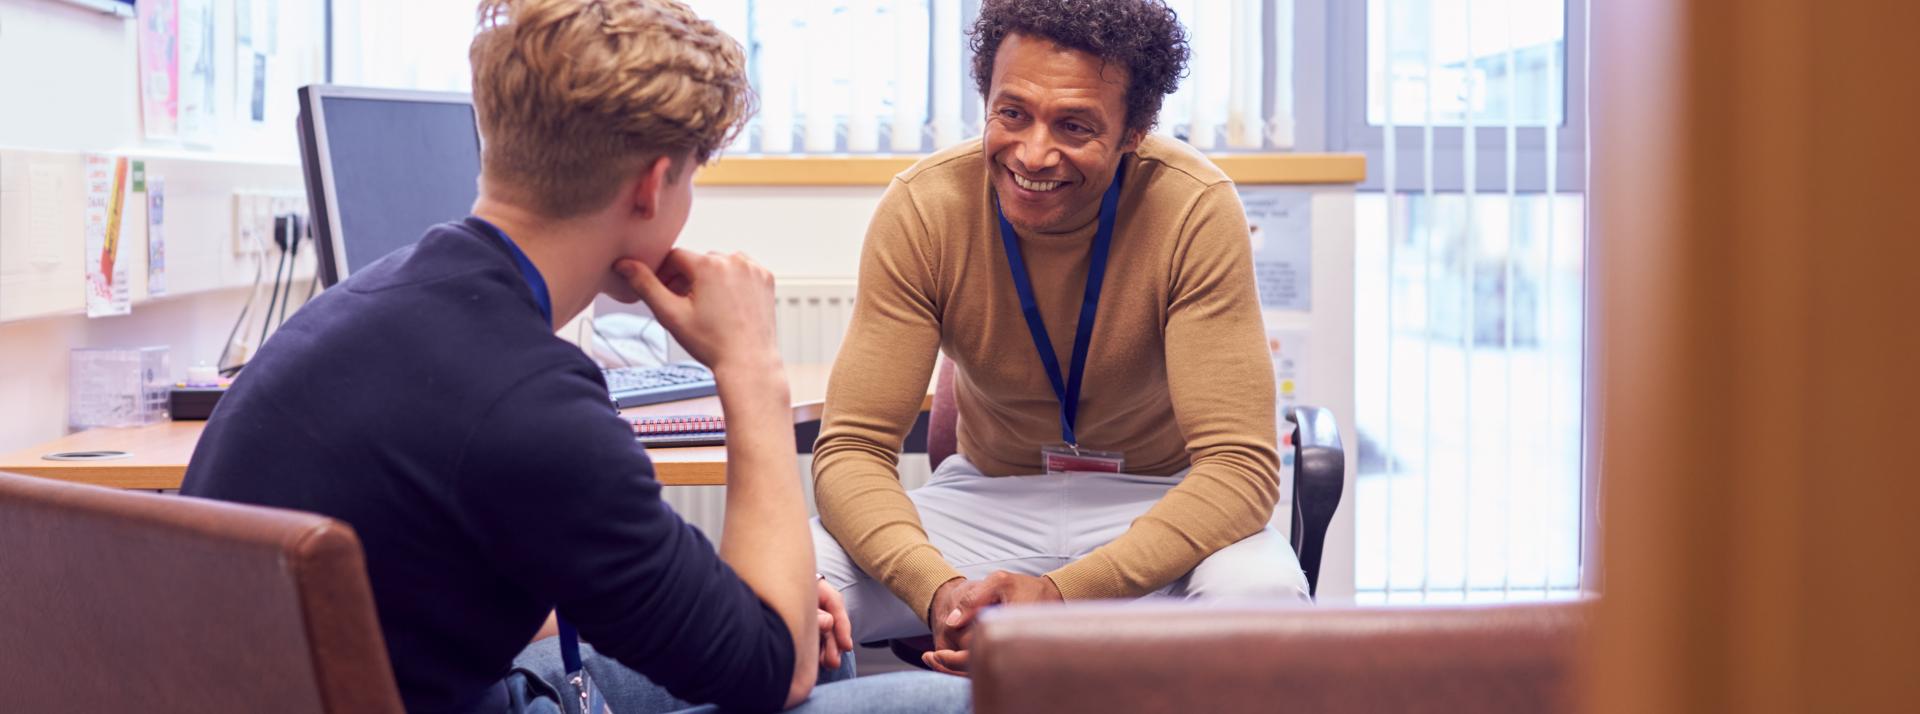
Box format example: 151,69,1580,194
812,0,1313,675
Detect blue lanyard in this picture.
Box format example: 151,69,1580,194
473,217,585,684
994,161,1127,448
472,217,552,325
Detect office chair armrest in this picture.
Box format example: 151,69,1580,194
972,601,1590,714
1286,405,1345,596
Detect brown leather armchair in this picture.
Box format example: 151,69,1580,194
972,600,1591,714
0,470,403,713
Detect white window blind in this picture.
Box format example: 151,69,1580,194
330,0,479,93
1161,0,1294,150
1351,0,1586,603
331,0,1299,154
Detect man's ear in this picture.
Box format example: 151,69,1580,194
1119,127,1147,155
630,154,678,220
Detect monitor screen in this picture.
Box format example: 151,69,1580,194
300,88,481,285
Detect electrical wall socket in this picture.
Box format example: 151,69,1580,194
232,190,308,255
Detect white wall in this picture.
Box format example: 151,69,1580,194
675,186,885,279
0,0,321,452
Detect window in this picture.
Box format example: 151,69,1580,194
1329,0,1590,603
1367,0,1565,127
1351,193,1585,602
327,0,1298,154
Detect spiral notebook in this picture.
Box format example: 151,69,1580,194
630,415,727,448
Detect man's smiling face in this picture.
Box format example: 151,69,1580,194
983,32,1142,235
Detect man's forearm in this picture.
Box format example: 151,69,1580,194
813,460,964,618
713,360,817,703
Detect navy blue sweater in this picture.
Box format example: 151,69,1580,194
181,219,793,713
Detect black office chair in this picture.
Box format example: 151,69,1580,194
882,361,1347,667
1283,404,1345,598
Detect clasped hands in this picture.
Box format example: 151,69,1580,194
921,571,1063,675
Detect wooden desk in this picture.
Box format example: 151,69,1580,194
0,363,922,490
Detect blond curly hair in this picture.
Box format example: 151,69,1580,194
470,0,754,217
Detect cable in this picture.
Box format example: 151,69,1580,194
258,216,291,354
591,320,636,369
216,209,273,375
273,215,301,330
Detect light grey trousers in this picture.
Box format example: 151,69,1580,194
813,455,1312,643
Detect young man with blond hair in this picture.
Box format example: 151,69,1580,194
183,1,967,711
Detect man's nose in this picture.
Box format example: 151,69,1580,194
1011,128,1063,174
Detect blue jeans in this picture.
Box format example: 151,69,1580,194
508,637,969,713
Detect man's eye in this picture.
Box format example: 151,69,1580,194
1064,122,1091,134
999,108,1023,120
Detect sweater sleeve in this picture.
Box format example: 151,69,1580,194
1046,181,1283,600
456,366,794,713
811,178,961,622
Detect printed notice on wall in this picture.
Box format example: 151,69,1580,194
178,0,217,146
147,177,168,297
1266,327,1310,413
1242,189,1313,312
85,155,133,318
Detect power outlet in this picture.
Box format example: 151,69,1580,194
233,190,308,255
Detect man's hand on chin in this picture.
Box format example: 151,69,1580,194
923,571,1064,676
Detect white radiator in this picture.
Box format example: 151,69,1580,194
663,279,934,540
773,279,860,365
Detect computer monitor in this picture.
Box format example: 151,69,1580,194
297,85,482,286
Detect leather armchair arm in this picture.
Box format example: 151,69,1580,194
972,600,1590,714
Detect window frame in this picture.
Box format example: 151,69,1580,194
1321,0,1587,192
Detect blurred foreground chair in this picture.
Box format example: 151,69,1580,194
974,600,1591,714
0,470,402,713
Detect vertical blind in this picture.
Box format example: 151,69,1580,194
703,0,1296,154
1353,0,1585,603
334,0,1298,153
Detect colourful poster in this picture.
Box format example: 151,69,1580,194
137,0,179,140
85,156,133,317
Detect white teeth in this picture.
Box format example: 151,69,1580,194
1012,174,1062,192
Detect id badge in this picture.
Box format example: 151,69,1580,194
1042,444,1125,474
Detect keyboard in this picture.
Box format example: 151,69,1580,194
603,362,719,409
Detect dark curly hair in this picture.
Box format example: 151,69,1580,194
968,0,1189,136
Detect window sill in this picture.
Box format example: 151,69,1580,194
693,153,1366,187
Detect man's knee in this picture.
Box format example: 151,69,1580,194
1178,528,1312,602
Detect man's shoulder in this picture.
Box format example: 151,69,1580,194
1132,134,1233,193
896,137,986,188
868,139,987,241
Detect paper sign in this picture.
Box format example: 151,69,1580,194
85,155,132,317
1243,189,1313,312
138,0,180,140
147,177,167,297
178,0,216,146
1266,327,1310,413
